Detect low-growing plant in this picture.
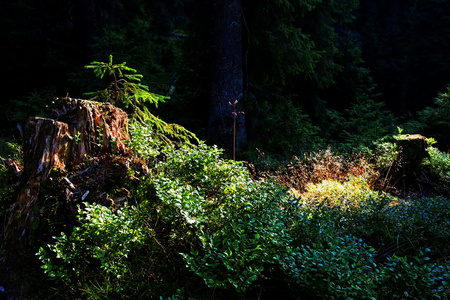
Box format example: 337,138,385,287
31,131,450,299
272,148,377,194
37,203,148,297
424,146,450,183
382,196,450,259
149,143,297,293
286,232,379,299
300,175,380,209
377,253,450,299
290,173,396,248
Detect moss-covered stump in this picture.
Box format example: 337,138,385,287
0,98,148,298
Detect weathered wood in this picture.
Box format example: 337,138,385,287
4,158,23,180
50,97,130,164
1,118,73,247
4,98,132,254
397,134,431,175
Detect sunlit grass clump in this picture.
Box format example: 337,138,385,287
298,175,379,209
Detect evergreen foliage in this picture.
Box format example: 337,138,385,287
84,55,198,159
84,55,168,109
129,106,199,159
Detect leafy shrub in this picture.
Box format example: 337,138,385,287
382,196,450,259
372,135,400,171
288,191,450,299
300,175,380,209
37,203,147,297
371,132,450,190
33,139,450,299
424,146,450,183
150,142,296,293
286,232,379,299
291,173,396,247
378,253,450,299
0,138,23,162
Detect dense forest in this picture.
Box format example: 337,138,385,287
1,0,450,299
1,0,450,154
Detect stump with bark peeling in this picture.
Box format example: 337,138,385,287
1,98,141,284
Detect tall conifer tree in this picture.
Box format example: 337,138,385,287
208,0,246,154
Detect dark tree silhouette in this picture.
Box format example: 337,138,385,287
208,0,246,154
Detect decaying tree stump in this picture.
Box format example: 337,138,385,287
397,134,431,177
1,98,151,289
5,98,131,242
49,97,130,164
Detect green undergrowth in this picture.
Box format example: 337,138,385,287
34,140,450,299
3,57,450,299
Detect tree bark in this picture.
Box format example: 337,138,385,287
208,0,246,155
2,98,131,265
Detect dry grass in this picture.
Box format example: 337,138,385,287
264,148,379,195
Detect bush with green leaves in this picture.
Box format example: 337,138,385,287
372,134,400,171
285,230,379,299
381,196,450,259
150,142,297,293
377,253,450,299
289,191,450,299
290,173,395,249
37,203,148,296
424,146,450,183
300,175,380,209
33,138,450,299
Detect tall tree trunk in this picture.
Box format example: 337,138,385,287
208,0,246,156
74,0,97,61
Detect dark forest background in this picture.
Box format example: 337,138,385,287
1,0,450,157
